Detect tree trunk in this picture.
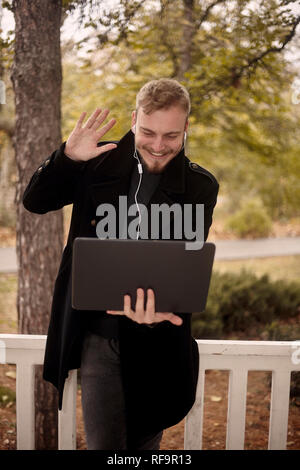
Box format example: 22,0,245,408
177,0,195,81
11,0,63,450
0,3,5,106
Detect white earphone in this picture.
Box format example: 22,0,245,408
132,125,143,239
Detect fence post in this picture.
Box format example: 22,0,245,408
58,369,77,450
184,368,205,450
16,363,35,449
268,370,291,450
226,368,248,450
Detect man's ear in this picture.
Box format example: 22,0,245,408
183,119,189,145
184,119,189,133
131,110,137,133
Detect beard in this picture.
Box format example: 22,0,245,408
137,143,183,174
139,155,165,174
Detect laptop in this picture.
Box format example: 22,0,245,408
72,238,215,313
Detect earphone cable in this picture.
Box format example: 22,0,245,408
133,148,143,240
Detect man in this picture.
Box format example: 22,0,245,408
23,78,219,450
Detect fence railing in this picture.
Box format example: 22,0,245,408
185,339,300,450
0,334,299,450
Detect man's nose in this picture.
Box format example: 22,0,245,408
151,136,164,152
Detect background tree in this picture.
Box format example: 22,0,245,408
3,0,150,450
11,0,63,449
74,0,300,220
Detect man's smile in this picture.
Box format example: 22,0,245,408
145,148,169,159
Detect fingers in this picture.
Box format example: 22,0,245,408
84,108,102,129
146,289,155,311
145,289,182,326
106,293,131,316
74,108,117,146
96,118,117,140
89,109,114,132
156,313,183,326
80,108,115,130
98,143,118,154
107,289,183,327
124,294,132,315
74,111,87,130
135,288,145,323
74,108,103,131
145,288,155,323
89,108,109,130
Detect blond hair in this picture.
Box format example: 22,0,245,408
136,78,191,116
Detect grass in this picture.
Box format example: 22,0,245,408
0,386,16,407
0,274,17,333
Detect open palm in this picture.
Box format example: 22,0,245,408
64,108,117,161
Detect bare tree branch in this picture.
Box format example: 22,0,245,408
247,16,300,68
231,15,300,85
196,0,227,29
80,0,147,47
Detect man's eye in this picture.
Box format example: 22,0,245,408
165,135,177,140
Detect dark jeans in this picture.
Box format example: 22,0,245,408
80,331,163,450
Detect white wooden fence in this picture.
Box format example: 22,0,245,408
0,334,299,450
185,339,300,450
0,334,77,450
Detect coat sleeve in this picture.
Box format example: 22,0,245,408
203,179,219,241
186,162,219,243
23,142,88,214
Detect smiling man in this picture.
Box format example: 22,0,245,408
23,78,219,450
133,107,186,173
131,82,189,174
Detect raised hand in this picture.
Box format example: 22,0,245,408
64,108,117,162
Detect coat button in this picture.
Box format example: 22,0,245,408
37,166,43,173
91,219,96,226
44,158,50,166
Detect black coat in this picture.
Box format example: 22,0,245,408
23,130,219,444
